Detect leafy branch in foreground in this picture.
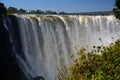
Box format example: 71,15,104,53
113,0,120,19
57,39,120,80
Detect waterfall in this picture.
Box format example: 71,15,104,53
6,15,120,80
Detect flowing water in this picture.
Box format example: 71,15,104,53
5,15,120,80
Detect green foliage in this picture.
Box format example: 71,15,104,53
1,2,67,15
57,39,120,80
7,7,58,14
58,11,67,15
45,10,57,14
18,8,27,14
7,7,18,14
115,0,120,9
113,0,120,19
7,7,27,14
35,10,45,14
0,3,7,15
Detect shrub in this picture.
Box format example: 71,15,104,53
57,39,120,80
113,0,120,20
0,3,7,16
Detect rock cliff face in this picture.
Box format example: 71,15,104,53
0,15,28,80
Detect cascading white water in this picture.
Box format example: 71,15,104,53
16,15,120,80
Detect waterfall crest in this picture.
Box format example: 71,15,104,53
8,15,120,80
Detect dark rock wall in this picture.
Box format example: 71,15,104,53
0,15,28,80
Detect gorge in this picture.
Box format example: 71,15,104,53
0,14,120,80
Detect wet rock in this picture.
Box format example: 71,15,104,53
34,76,45,80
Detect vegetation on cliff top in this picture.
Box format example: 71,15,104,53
113,0,120,19
0,3,7,16
0,2,67,15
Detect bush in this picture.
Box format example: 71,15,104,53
0,3,7,15
57,39,120,80
113,0,120,19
